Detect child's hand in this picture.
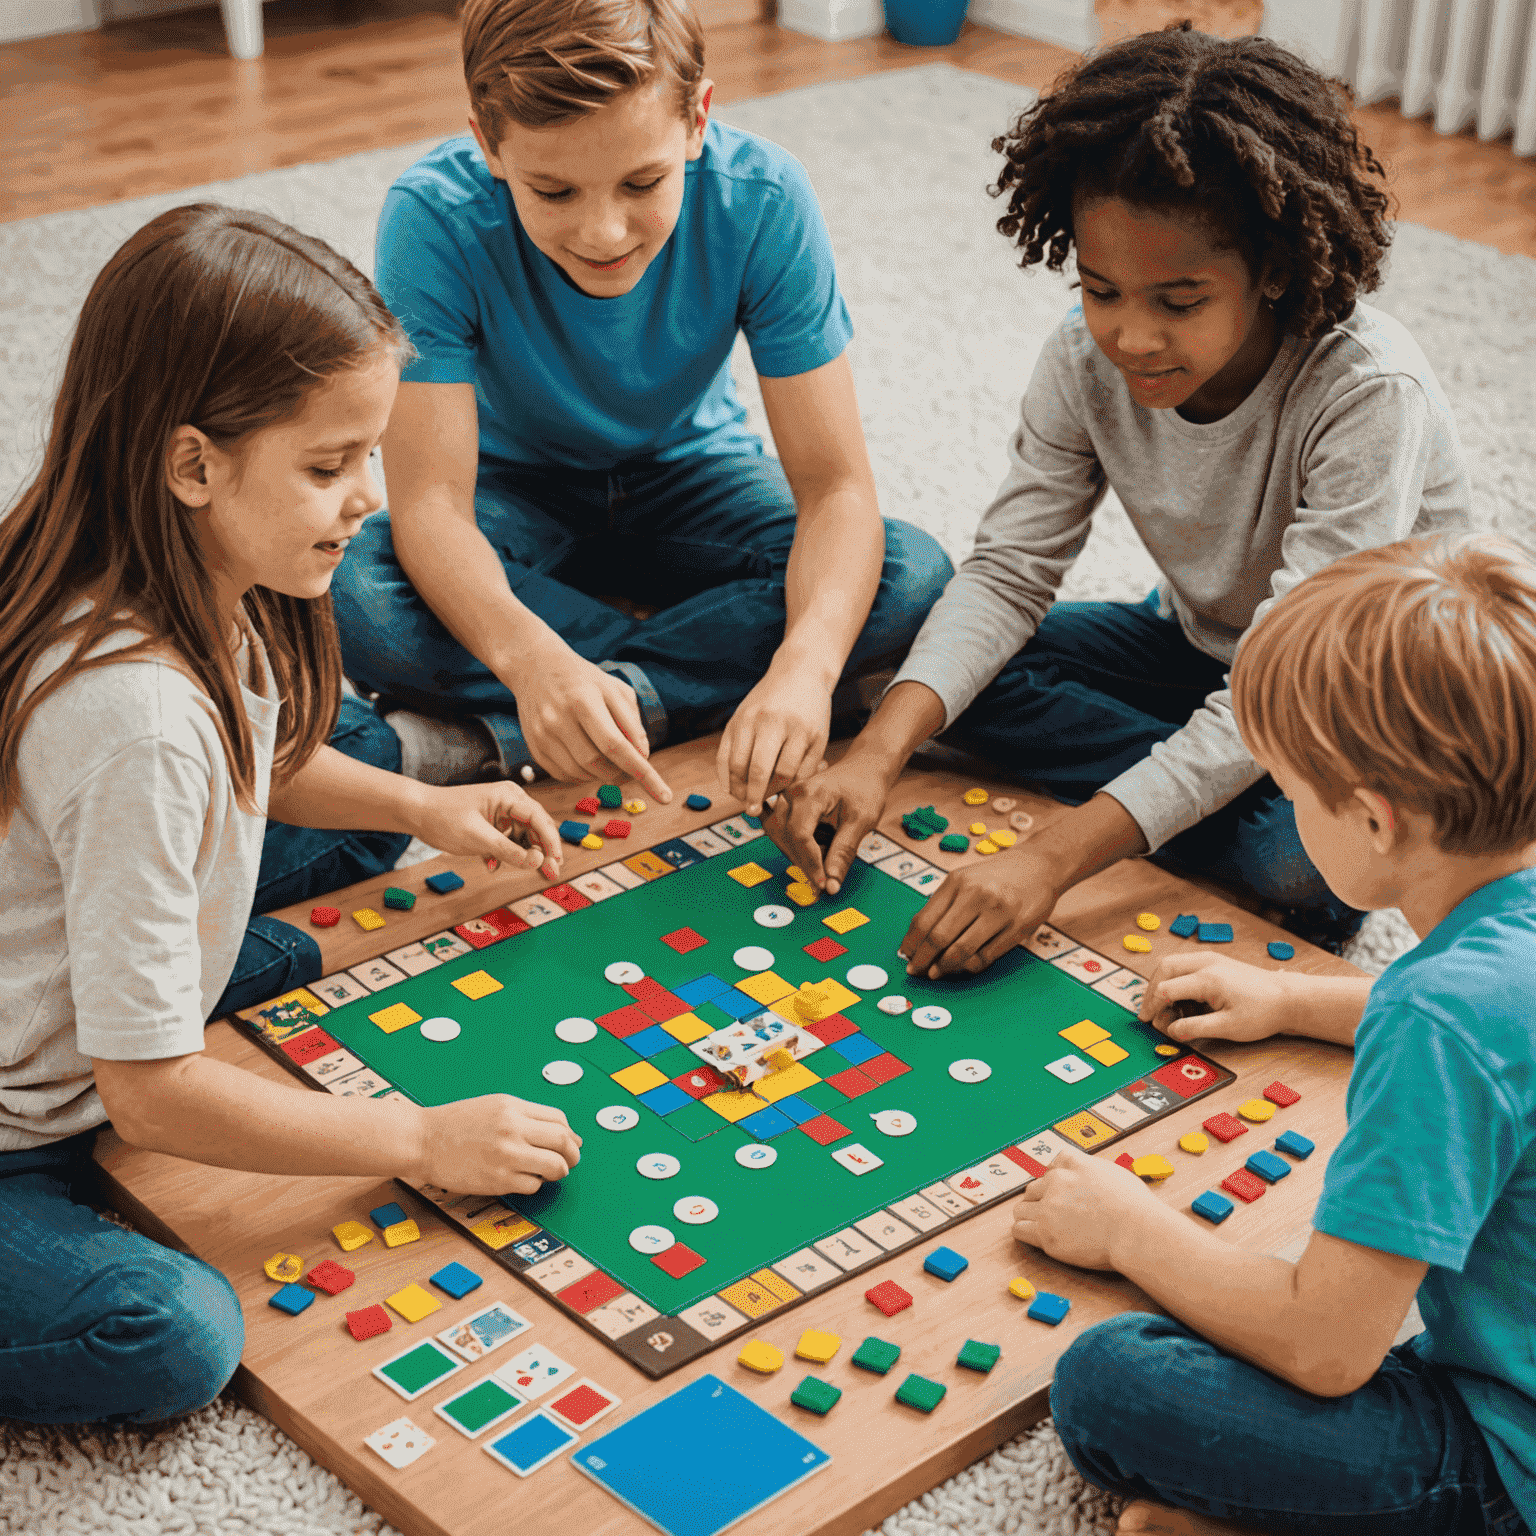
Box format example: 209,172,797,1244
1140,953,1293,1044
416,1093,582,1196
717,667,833,818
412,783,564,879
1011,1148,1154,1271
900,850,1060,977
762,745,899,895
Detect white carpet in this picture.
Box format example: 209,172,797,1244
2,60,1534,1536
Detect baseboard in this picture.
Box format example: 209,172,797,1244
0,0,98,43
969,0,1096,51
778,0,882,42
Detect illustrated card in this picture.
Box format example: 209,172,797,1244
437,1301,532,1362
495,1345,577,1399
364,1415,436,1469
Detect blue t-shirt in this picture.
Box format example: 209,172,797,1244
373,121,853,469
1314,866,1536,1526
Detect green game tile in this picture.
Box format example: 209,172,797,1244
851,1337,901,1375
650,1043,700,1079
662,1099,735,1142
895,1373,947,1413
790,1375,842,1415
957,1339,1001,1373
579,1031,643,1074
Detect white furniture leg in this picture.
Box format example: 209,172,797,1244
219,0,263,59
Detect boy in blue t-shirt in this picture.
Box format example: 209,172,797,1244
1016,533,1535,1536
331,0,951,812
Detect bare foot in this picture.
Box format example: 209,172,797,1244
1117,1500,1265,1535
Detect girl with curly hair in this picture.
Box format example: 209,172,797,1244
769,23,1471,972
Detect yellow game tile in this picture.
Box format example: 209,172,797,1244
263,1252,303,1283
1238,1098,1277,1123
332,1220,373,1253
717,1278,785,1320
823,907,870,935
728,861,772,888
1131,1154,1174,1183
702,1090,767,1123
786,866,807,884
1053,1110,1118,1149
1154,1043,1181,1057
622,851,672,881
752,1268,801,1303
1123,934,1153,954
352,908,386,932
661,1012,713,1044
1179,1132,1210,1156
990,829,1018,848
963,787,989,806
785,881,817,907
385,1282,441,1323
1059,1019,1111,1050
623,799,646,814
737,1340,784,1373
976,839,999,855
1086,1040,1130,1067
807,976,861,1012
369,1001,422,1034
274,987,329,1016
1008,1277,1037,1302
968,821,988,837
795,1329,841,1364
383,1219,421,1248
612,1061,670,1095
452,970,503,1001
736,970,798,1007
1136,912,1161,931
754,1062,820,1102
581,833,604,850
471,1213,538,1251
765,1048,795,1073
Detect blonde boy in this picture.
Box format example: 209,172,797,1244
1015,533,1535,1536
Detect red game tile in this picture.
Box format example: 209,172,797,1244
661,927,708,955
1263,1080,1301,1107
865,1280,913,1318
651,1242,706,1279
673,1064,730,1099
1221,1168,1267,1203
345,1303,391,1342
1150,1055,1222,1100
596,1004,654,1039
859,1053,911,1086
279,1028,340,1066
575,796,601,815
803,936,848,963
602,819,631,839
799,1113,851,1146
309,906,340,928
624,977,689,1023
824,1066,877,1099
548,1382,614,1427
543,883,594,914
305,1260,355,1295
1001,1145,1048,1178
454,907,531,948
1115,1153,1136,1170
557,1271,625,1316
1202,1113,1248,1143
805,1012,858,1045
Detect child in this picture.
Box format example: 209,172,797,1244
1019,532,1535,1536
0,204,582,1428
767,24,1471,972
330,0,953,815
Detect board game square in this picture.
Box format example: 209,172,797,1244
1001,1145,1049,1178
636,1082,693,1117
556,1271,625,1315
279,1028,339,1066
829,1032,884,1066
799,1113,851,1146
738,1104,795,1140
701,1090,767,1124
736,970,798,1006
772,1094,818,1125
661,926,708,954
674,973,731,1006
1059,1018,1111,1049
454,907,530,947
543,883,593,914
753,1061,821,1102
660,1011,713,1044
1086,1040,1130,1066
673,1063,730,1099
448,969,502,1002
666,1099,740,1141
1054,1110,1117,1149
651,1241,706,1279
652,837,701,869
859,1052,911,1085
611,1061,669,1095
710,988,767,1020
1151,1055,1222,1100
805,1012,858,1045
803,936,848,962
626,1024,677,1058
624,976,690,1022
596,1004,653,1039
824,1066,877,1099
622,851,674,881
823,907,870,934
727,861,772,887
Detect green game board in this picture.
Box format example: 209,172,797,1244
241,818,1232,1378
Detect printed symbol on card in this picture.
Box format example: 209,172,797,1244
498,1346,577,1399
364,1416,435,1469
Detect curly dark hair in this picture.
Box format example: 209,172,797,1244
990,22,1394,339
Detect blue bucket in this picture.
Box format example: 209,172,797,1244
884,0,969,46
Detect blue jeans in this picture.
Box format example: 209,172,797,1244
331,452,954,769
1053,1312,1530,1536
948,593,1347,917
0,1131,244,1425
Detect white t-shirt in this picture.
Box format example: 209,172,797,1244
0,621,278,1150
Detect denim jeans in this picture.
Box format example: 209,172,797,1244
947,592,1350,918
1053,1312,1530,1536
0,1131,244,1425
331,451,954,769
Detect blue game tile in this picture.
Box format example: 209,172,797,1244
1267,940,1295,961
558,820,589,846
626,1025,677,1058
1169,913,1199,937
742,814,762,829
424,870,465,895
637,1082,693,1117
1275,1129,1315,1160
1027,1291,1071,1325
773,1095,818,1125
370,1201,407,1229
510,1231,565,1264
430,1261,484,1299
710,988,766,1021
738,1105,796,1140
1245,1149,1292,1183
652,838,701,870
1191,1190,1235,1224
685,793,712,811
829,1032,884,1067
1197,922,1234,943
485,1410,577,1475
923,1246,969,1282
674,973,732,1007
269,1283,314,1316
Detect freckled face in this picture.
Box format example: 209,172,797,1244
471,82,711,299
1072,195,1278,420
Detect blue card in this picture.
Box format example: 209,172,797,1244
572,1374,830,1536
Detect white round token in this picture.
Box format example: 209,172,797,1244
419,1016,462,1042
629,1224,675,1254
734,1143,778,1170
911,1005,952,1031
871,1109,917,1136
636,1152,681,1180
541,1059,584,1085
733,945,776,972
846,964,888,990
604,961,644,985
877,995,911,1015
555,1016,597,1044
948,1057,993,1084
672,1195,719,1226
753,905,794,928
596,1105,640,1132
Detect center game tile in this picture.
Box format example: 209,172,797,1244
799,1113,851,1145
1150,1055,1223,1099
651,1241,705,1279
596,1004,653,1039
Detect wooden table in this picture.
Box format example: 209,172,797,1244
95,736,1359,1536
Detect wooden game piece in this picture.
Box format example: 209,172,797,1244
1197,922,1234,942
894,1373,947,1412
922,1246,968,1282
1268,940,1296,960
382,887,415,911
737,1340,784,1373
938,833,969,853
623,799,646,814
1114,1152,1136,1170
597,784,622,808
1136,912,1160,930
332,1220,373,1252
947,1058,992,1084
962,787,989,806
1238,1097,1276,1123
575,795,601,814
957,1340,1001,1373
1191,1191,1235,1224
1275,1129,1316,1158
791,1375,842,1415
351,908,385,931
1131,1154,1174,1183
1026,1292,1071,1325
975,839,999,855
386,1283,443,1323
1179,1132,1210,1155
1123,934,1153,953
685,792,712,810
1245,1150,1292,1183
1008,810,1034,832
967,821,987,836
269,1283,313,1315
877,995,910,1014
851,1336,901,1374
424,869,465,894
263,1252,303,1282
1007,1277,1036,1302
306,1259,355,1295
785,881,817,906
347,1303,392,1341
310,906,340,927
795,1329,841,1364
601,818,631,838
581,833,604,850
989,828,1017,847
1169,913,1199,936
1263,1080,1302,1106
865,1280,913,1317
992,796,1016,811
370,1201,407,1229
384,1219,421,1248
429,1262,483,1299
369,1001,421,1034
1221,1168,1267,1203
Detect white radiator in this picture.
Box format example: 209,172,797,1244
1266,0,1536,155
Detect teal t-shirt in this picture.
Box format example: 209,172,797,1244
1314,866,1536,1526
373,121,853,469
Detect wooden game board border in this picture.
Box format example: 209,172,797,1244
233,820,1235,1380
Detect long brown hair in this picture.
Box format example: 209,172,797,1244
0,203,410,822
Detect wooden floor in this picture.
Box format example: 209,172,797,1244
2,2,1535,257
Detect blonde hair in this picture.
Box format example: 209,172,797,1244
1231,532,1536,856
460,0,705,146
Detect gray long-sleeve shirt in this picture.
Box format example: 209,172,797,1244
892,301,1471,852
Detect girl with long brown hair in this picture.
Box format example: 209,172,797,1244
0,204,580,1428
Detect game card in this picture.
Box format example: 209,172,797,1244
437,1301,532,1362
364,1416,436,1469
432,1374,526,1440
483,1410,579,1477
495,1345,577,1399
372,1339,467,1402
544,1378,621,1433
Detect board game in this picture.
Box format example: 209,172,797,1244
239,816,1235,1379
